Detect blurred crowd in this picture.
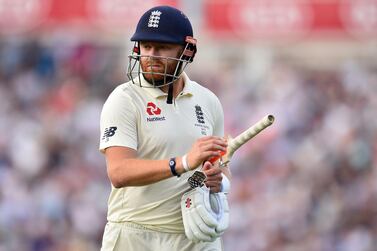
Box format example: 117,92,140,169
0,36,125,251
0,35,376,251
206,51,377,251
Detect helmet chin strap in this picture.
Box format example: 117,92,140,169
166,60,184,104
167,84,173,104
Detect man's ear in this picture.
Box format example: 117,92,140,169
176,45,185,58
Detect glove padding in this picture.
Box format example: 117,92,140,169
181,186,229,242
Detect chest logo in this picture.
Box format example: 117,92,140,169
195,105,205,124
146,102,165,122
147,102,161,116
194,105,209,135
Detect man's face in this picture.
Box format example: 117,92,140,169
139,41,183,84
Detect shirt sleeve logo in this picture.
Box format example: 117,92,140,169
102,126,117,141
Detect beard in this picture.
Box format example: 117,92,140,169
142,73,174,87
140,57,181,86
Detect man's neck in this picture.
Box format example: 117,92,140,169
159,77,184,98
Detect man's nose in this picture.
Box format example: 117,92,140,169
148,47,160,57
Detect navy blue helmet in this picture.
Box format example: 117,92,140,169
131,5,193,45
127,5,197,101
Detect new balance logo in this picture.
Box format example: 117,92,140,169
195,105,205,124
102,127,117,141
146,102,161,115
148,10,162,28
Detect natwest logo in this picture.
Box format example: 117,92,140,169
146,102,161,116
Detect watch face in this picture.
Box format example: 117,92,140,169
170,160,175,166
188,171,207,189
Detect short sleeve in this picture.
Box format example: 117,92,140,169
99,89,138,153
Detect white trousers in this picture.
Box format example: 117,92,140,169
100,222,223,251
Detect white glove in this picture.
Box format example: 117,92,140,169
181,186,230,243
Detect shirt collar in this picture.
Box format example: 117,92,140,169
136,72,194,99
180,72,194,97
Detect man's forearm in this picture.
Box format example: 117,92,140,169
108,157,185,188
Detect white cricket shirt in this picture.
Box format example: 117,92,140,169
99,72,224,233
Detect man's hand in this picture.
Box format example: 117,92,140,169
186,136,227,170
202,161,223,193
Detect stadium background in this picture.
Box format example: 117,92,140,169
0,0,376,250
